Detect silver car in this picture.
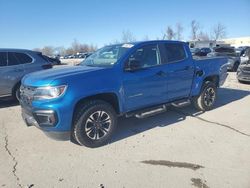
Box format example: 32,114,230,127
0,49,53,101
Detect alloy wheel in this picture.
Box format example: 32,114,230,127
85,111,111,140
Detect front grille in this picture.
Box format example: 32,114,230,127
242,66,250,72
20,85,36,106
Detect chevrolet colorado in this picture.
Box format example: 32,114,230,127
20,41,228,147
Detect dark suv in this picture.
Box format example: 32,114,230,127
0,49,53,101
208,47,241,71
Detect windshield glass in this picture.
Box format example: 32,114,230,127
80,44,133,67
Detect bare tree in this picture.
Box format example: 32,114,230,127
166,26,175,40
176,23,183,40
65,47,74,55
197,31,210,41
121,30,136,43
211,23,226,40
41,46,54,56
70,39,97,53
190,20,200,40
107,39,120,45
71,39,81,54
33,48,42,52
54,46,66,56
88,44,97,52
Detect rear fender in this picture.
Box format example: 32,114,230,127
191,67,206,96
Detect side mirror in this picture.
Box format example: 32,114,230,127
125,60,141,71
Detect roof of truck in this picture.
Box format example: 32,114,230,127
107,40,186,47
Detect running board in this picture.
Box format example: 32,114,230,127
171,99,191,108
126,105,167,119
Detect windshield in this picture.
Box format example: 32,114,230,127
80,44,133,67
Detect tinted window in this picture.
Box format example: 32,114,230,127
36,52,49,62
0,52,7,67
164,43,186,63
214,47,235,53
128,44,160,68
15,53,32,64
8,52,20,66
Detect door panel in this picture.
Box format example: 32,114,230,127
0,52,9,96
122,44,167,111
0,52,25,96
165,60,194,100
160,43,195,101
123,67,167,111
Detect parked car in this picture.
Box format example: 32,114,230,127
237,48,250,83
190,48,200,56
64,54,74,59
208,46,241,71
194,48,212,56
0,49,53,101
20,41,228,147
236,46,250,56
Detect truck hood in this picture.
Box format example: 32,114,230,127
22,65,105,87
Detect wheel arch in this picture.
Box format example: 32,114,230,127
73,93,121,119
203,75,219,87
12,80,21,97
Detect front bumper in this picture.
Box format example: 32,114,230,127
237,69,250,82
21,107,70,141
21,107,58,128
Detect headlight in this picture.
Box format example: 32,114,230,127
33,85,67,100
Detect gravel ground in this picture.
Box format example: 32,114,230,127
0,72,249,188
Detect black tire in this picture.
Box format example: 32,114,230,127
13,83,21,102
232,62,240,72
238,79,250,84
192,81,217,111
72,100,117,148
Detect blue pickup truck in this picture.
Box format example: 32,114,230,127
20,41,228,147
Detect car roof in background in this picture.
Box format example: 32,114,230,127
0,48,34,53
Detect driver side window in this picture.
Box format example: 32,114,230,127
128,44,160,69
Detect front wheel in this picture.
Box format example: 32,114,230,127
73,100,117,148
192,81,217,111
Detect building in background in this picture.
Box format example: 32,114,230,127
220,37,250,48
188,40,229,49
188,37,250,49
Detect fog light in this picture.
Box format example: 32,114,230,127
34,110,58,127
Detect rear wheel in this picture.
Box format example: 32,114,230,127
192,81,217,111
72,100,117,148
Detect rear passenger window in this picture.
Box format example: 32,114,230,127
164,43,186,63
7,52,32,66
0,52,8,67
8,52,20,66
15,53,32,64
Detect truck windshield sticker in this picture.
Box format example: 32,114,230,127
122,44,134,48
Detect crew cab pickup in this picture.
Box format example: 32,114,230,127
20,41,228,148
